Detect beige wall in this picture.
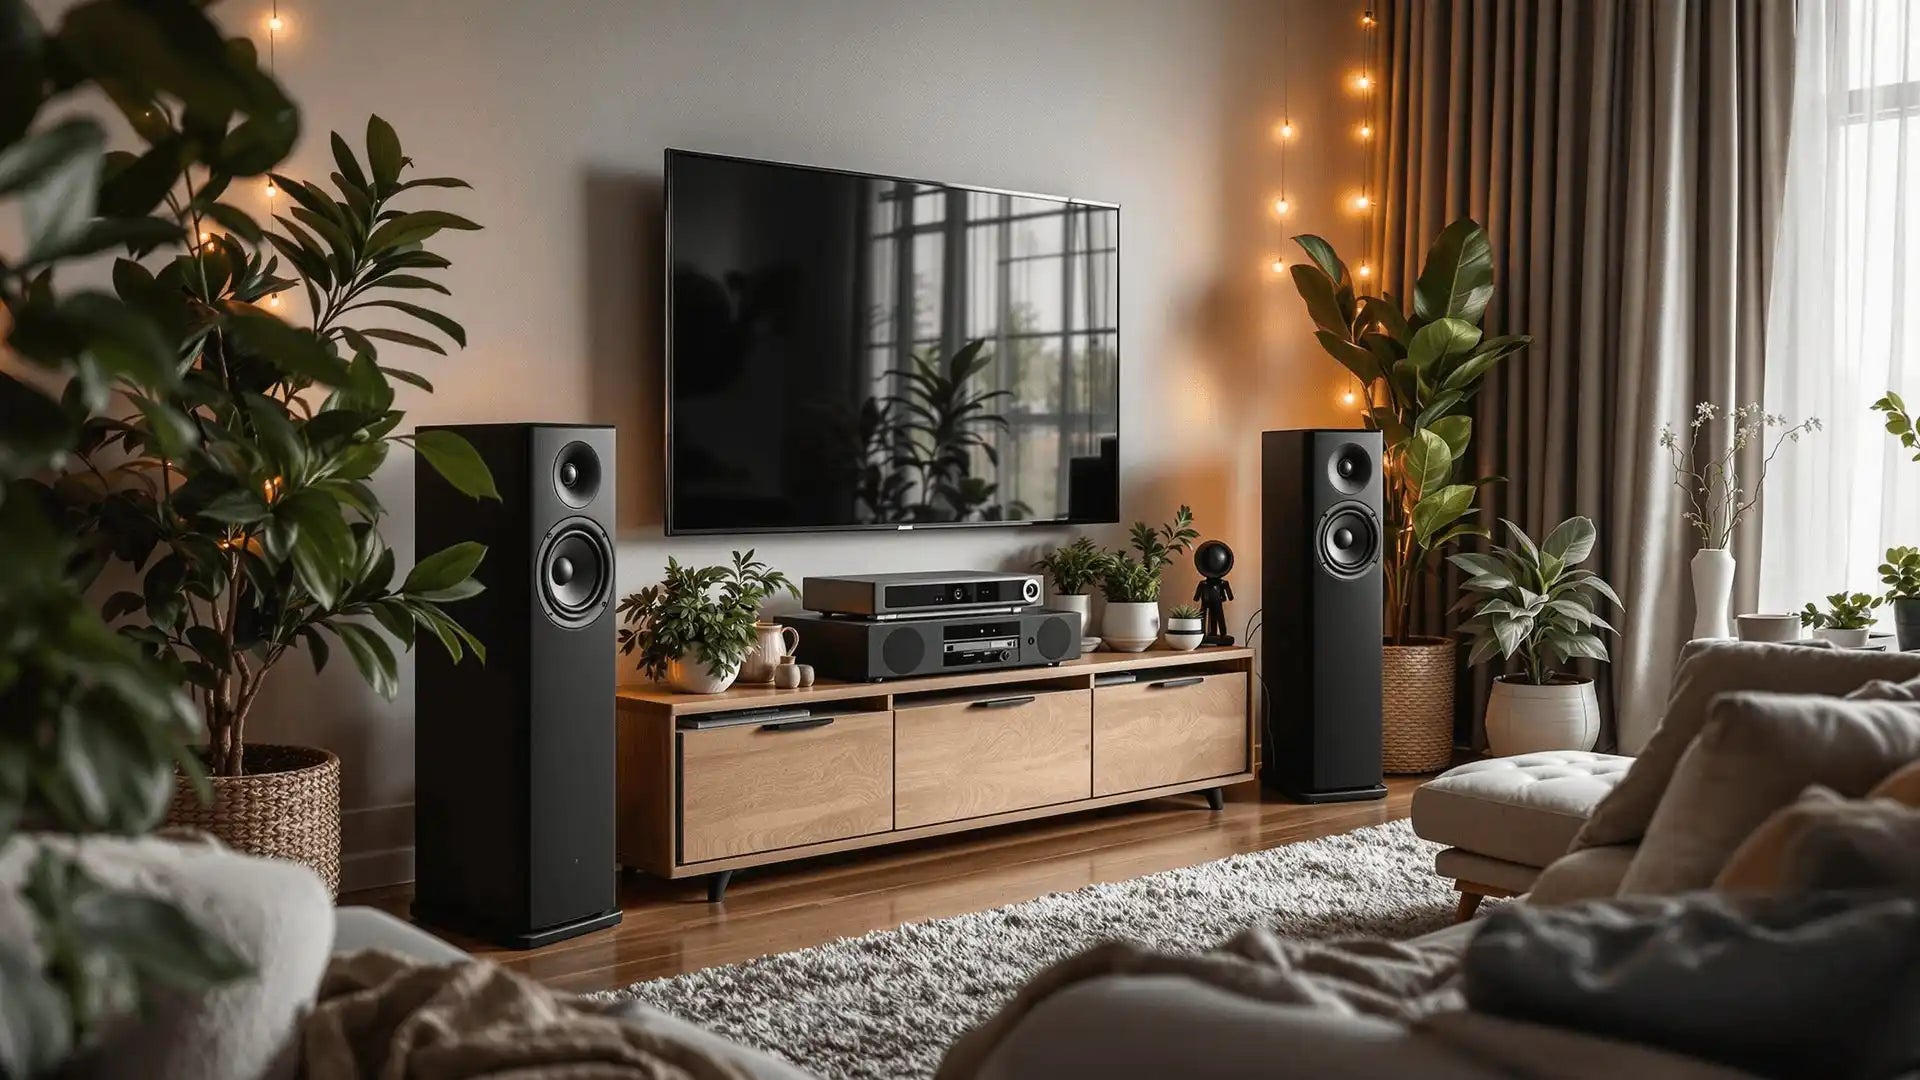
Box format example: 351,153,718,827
18,0,1377,889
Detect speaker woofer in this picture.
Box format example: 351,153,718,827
553,441,603,509
1316,502,1380,579
1327,442,1375,496
537,517,613,628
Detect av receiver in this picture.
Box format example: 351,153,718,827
801,571,1043,619
786,609,1082,682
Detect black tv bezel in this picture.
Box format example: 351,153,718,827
662,147,1122,537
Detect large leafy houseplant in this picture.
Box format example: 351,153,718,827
0,0,321,1070
618,551,798,692
64,117,496,779
1289,219,1533,643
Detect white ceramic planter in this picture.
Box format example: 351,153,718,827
667,650,741,694
1103,601,1160,652
1735,613,1802,643
1484,676,1601,756
1690,547,1735,640
1163,615,1203,652
1051,592,1093,636
1813,626,1870,648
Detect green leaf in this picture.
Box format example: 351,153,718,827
1407,317,1481,372
1402,428,1453,498
1293,234,1349,287
1358,296,1412,345
1428,414,1472,460
350,299,465,347
1312,329,1382,383
403,540,486,595
0,116,98,195
1412,217,1495,325
14,119,104,261
1439,334,1531,393
330,130,369,192
363,210,480,257
333,621,399,700
0,0,45,147
1289,263,1350,337
228,313,351,386
412,429,499,500
1541,516,1597,564
1412,483,1476,546
365,114,403,190
358,327,447,356
202,202,262,243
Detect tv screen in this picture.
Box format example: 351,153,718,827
665,150,1120,535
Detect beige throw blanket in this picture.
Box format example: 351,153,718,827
303,950,750,1080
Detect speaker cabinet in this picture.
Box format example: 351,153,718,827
1260,429,1388,803
414,423,621,947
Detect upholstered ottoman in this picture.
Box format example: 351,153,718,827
1410,751,1631,919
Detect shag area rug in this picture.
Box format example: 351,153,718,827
596,819,1468,1079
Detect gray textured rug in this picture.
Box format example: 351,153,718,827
595,819,1462,1079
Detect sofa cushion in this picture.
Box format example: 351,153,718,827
1412,752,1629,869
1573,640,1920,852
1433,848,1546,895
1716,784,1920,894
1527,844,1636,906
1617,692,1920,895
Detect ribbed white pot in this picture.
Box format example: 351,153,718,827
667,651,741,694
1813,626,1870,648
1484,676,1600,756
1051,593,1093,636
1102,601,1160,651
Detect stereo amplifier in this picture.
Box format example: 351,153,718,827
787,609,1082,682
801,571,1043,619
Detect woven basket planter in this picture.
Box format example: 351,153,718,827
1381,637,1455,774
166,744,341,897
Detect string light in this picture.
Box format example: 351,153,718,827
1353,72,1372,91
267,294,282,307
1343,387,1358,405
1352,193,1371,211
1270,256,1286,274
264,180,277,198
1358,123,1373,140
1276,120,1295,140
1357,262,1372,279
1361,9,1376,28
267,14,282,30
1273,196,1291,216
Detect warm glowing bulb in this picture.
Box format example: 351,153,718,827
1361,11,1377,28
1273,196,1291,215
1279,120,1294,139
1357,263,1373,279
1354,72,1373,91
1359,123,1373,139
264,181,277,197
1353,193,1371,211
1343,390,1358,405
268,15,283,30
267,294,281,307
199,229,214,242
1269,257,1286,274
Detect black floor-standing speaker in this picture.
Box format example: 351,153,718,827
414,423,622,948
1260,429,1389,803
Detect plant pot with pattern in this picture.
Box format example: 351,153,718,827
1455,517,1622,757
1288,219,1538,772
620,552,798,694
1096,507,1198,652
68,121,495,897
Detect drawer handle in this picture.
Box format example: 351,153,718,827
970,694,1037,710
1148,676,1205,689
760,716,835,732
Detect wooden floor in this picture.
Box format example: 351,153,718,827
342,778,1420,994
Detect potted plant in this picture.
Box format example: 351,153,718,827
63,119,494,896
619,551,798,693
1034,536,1105,633
1799,592,1880,648
1658,403,1820,639
1098,506,1198,651
1877,546,1920,650
1290,219,1532,771
0,3,328,1067
1453,517,1623,756
1164,604,1204,651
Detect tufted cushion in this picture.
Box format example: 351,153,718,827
1412,752,1632,869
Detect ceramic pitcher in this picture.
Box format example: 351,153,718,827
741,621,800,684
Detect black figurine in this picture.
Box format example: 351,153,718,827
1192,539,1235,645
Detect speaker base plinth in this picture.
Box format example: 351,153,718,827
410,902,622,950
1269,783,1388,804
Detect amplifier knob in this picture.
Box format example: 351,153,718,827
998,649,1012,661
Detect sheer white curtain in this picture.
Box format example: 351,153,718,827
1760,0,1920,617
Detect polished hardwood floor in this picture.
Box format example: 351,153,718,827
341,778,1420,995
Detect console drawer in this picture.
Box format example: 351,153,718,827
895,689,1092,828
679,711,893,863
1093,671,1248,796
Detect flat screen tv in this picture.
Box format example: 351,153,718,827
665,149,1120,535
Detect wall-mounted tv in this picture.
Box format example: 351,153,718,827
665,149,1120,535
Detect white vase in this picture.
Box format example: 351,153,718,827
1484,676,1601,756
1813,626,1870,648
667,651,741,694
1690,547,1735,640
1102,601,1160,651
739,621,799,684
1051,593,1093,637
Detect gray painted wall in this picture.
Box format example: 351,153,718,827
17,0,1376,889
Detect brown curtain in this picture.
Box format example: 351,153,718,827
1371,0,1793,752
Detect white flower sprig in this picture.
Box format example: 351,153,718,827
1658,403,1820,549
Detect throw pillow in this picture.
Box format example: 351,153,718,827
1573,640,1920,851
1871,757,1920,802
1617,691,1920,895
1714,782,1920,893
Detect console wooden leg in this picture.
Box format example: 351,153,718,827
1203,787,1225,811
707,870,734,903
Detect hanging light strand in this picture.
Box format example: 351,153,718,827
263,2,284,306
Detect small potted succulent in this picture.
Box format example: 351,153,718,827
618,551,798,693
1163,604,1204,651
1098,506,1199,652
1878,546,1920,650
1034,536,1107,634
1801,591,1881,649
1453,517,1623,756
